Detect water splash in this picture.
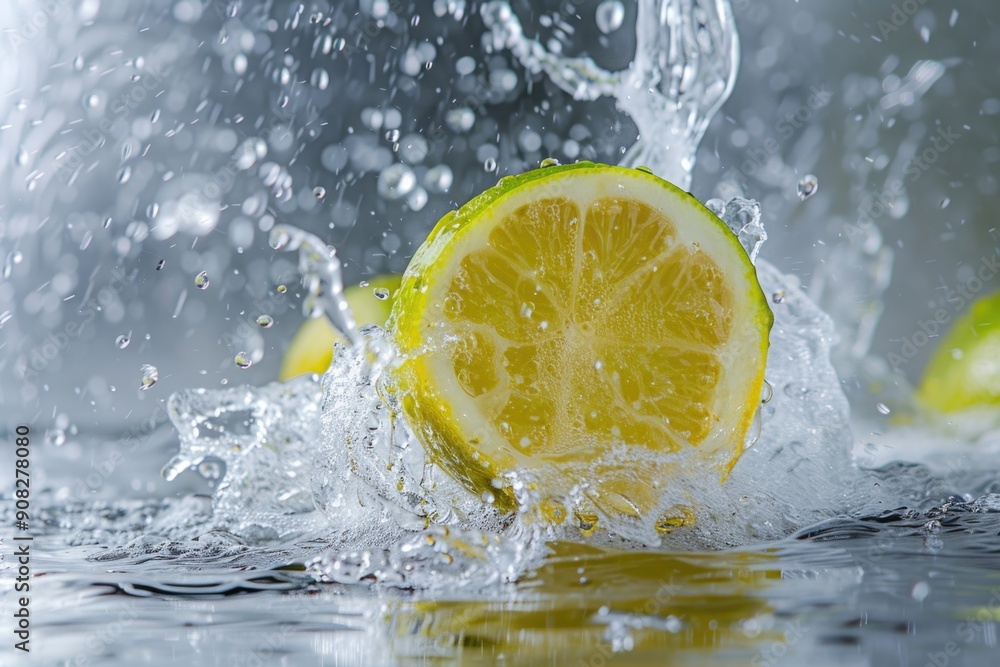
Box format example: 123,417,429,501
481,0,739,189
159,0,790,563
162,375,328,541
706,197,767,263
810,59,946,380
150,0,972,581
269,225,358,347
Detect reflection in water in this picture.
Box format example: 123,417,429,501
389,544,780,664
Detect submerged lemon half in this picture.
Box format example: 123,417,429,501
388,162,772,514
279,274,400,380
917,290,1000,412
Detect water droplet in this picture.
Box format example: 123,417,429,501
313,186,327,200
117,165,132,184
635,165,654,174
595,0,625,34
373,287,390,300
276,284,287,294
139,364,158,391
407,187,428,211
876,402,891,415
116,334,130,349
484,157,497,172
194,271,210,289
772,290,785,304
797,174,818,201
310,67,330,90
424,164,453,193
359,280,370,288
256,314,274,328
103,216,112,229
445,107,475,133
398,134,429,164
270,228,291,250
47,429,67,446
235,352,253,369
156,259,166,271
377,163,417,200
540,157,561,168
198,460,223,480
362,107,385,130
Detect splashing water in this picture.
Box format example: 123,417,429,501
268,225,359,346
481,0,739,189
158,0,823,580
146,0,995,594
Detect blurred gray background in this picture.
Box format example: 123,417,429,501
0,0,997,453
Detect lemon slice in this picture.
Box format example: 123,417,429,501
389,162,772,514
917,290,1000,412
280,274,400,380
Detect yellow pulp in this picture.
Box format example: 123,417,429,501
390,164,771,515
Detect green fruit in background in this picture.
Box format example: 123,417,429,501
279,274,401,380
917,290,1000,412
